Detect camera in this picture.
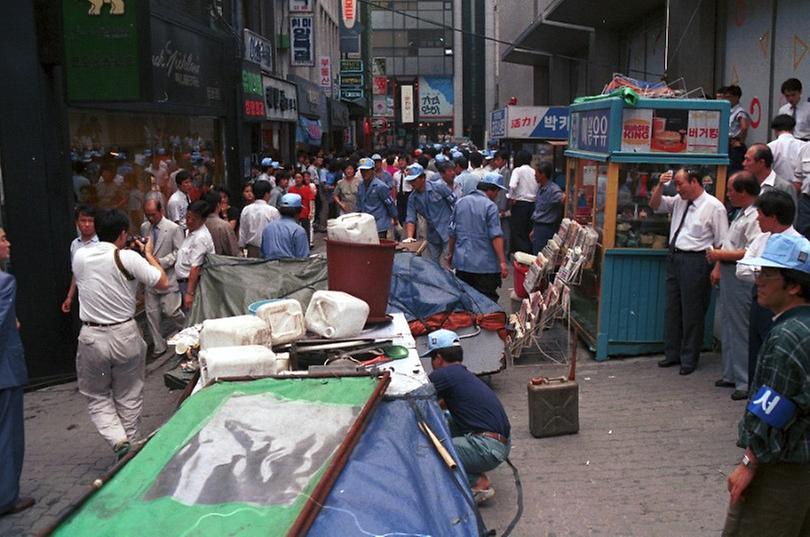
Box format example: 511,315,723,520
125,235,147,251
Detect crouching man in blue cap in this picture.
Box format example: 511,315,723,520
423,329,511,504
722,234,810,536
260,194,310,261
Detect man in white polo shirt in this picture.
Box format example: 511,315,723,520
175,200,215,311
72,209,168,457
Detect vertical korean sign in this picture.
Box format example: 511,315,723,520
290,0,312,12
401,85,414,123
319,56,332,97
290,15,314,66
570,109,611,153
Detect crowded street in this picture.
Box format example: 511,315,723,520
2,0,810,536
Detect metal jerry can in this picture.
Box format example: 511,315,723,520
528,376,579,438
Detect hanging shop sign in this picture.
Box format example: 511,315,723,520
340,59,363,73
151,18,224,113
418,76,453,119
490,106,569,140
290,0,313,13
290,15,315,66
242,63,265,121
319,56,332,97
490,108,507,139
341,0,357,27
340,74,364,87
62,0,149,101
243,29,273,73
263,75,298,122
339,0,360,54
372,76,388,96
341,88,363,100
401,85,414,124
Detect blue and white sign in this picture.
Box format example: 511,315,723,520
418,76,453,119
570,109,611,153
491,106,569,140
747,385,797,428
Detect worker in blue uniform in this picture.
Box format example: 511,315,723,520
260,193,310,261
447,172,509,303
356,157,397,239
403,163,455,268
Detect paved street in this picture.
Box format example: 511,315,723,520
0,254,744,537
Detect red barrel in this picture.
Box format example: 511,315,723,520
325,238,397,324
513,259,530,299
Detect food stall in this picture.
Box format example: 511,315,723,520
564,97,729,360
490,105,569,184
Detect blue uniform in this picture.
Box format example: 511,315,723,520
454,171,480,196
406,180,455,245
357,177,397,233
449,190,503,274
531,181,564,254
260,217,310,260
0,271,27,512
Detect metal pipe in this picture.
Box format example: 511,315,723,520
664,0,671,78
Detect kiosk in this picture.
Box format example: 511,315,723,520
564,97,729,360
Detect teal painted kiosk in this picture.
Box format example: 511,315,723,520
564,96,730,360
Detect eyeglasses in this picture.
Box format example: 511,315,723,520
755,269,783,282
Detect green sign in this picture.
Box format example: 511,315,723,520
339,73,363,87
242,68,262,96
63,0,144,101
340,59,363,73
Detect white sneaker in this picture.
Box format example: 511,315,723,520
473,487,495,505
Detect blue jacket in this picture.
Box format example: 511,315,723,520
260,217,310,261
357,177,397,232
449,190,503,274
406,180,455,244
0,271,27,390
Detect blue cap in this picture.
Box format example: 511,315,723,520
371,153,383,161
435,154,447,163
405,163,425,182
738,234,810,273
421,329,461,357
271,161,281,169
261,157,273,167
480,172,506,190
358,158,375,170
279,193,303,208
452,151,463,160
483,150,495,160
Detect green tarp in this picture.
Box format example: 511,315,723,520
53,376,378,537
187,255,328,325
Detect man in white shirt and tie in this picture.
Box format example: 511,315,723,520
650,168,729,375
141,199,185,356
778,78,810,141
767,115,806,191
175,200,215,311
238,180,281,258
743,143,799,213
166,170,192,232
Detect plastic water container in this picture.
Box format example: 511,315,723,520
200,315,272,350
305,291,370,338
199,345,289,385
327,213,380,245
255,299,305,345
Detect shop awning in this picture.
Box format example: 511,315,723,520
501,17,592,65
544,0,662,29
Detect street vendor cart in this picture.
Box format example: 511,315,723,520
564,96,729,360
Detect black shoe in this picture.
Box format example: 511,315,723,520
714,379,735,388
731,390,749,401
658,358,680,368
679,366,696,375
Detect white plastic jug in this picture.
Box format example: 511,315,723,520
200,315,272,350
305,291,370,338
199,345,289,385
255,299,305,345
327,213,380,245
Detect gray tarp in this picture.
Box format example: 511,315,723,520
187,254,328,325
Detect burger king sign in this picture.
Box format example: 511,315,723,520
621,109,652,152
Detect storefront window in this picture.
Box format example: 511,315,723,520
68,110,225,233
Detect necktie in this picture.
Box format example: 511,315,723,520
152,223,159,245
791,105,797,118
669,201,693,252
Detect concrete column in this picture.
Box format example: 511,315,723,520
453,0,463,140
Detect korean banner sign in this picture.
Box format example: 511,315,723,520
290,15,314,66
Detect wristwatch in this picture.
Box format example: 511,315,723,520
741,454,756,469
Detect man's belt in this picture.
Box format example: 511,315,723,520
479,431,509,444
83,318,133,328
176,278,189,283
671,248,706,255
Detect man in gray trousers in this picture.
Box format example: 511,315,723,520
651,168,729,375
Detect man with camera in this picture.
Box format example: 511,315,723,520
72,209,169,457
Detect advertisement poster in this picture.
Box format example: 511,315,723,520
686,110,721,153
649,108,689,153
401,85,414,123
417,76,453,119
570,109,610,153
372,76,387,95
373,95,393,117
621,109,653,152
290,15,314,66
318,56,332,96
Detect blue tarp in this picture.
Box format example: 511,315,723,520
309,387,483,536
387,253,503,322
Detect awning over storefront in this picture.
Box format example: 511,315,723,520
543,0,662,29
502,16,592,65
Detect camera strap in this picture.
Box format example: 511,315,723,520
113,249,135,281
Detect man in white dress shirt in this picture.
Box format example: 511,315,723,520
72,209,168,457
140,199,185,356
166,170,192,232
175,200,215,311
238,180,281,258
767,114,805,190
778,78,810,141
650,168,729,375
61,205,98,314
743,144,798,213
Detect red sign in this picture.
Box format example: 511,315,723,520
373,76,387,96
244,99,266,117
342,0,357,28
